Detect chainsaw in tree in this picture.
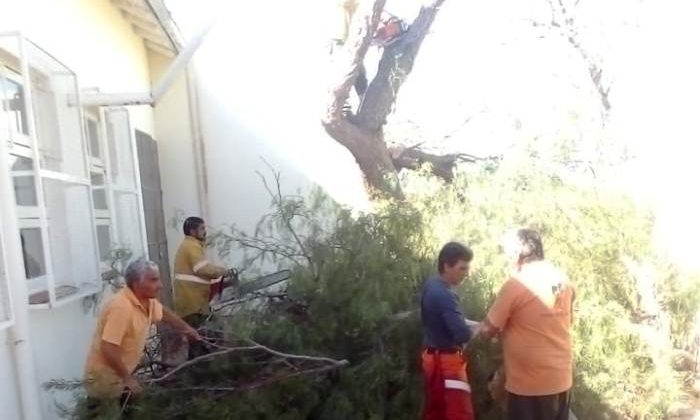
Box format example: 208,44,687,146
209,269,292,312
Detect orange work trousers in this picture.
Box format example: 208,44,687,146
422,349,475,420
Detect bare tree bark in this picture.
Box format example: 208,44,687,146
355,1,446,131
322,0,451,199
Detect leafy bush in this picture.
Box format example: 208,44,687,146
56,161,698,419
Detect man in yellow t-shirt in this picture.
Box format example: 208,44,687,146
173,217,235,359
173,217,235,322
84,259,199,415
477,229,575,420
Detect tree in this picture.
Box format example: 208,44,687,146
322,0,475,199
532,0,612,120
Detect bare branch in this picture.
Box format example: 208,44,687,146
149,336,348,385
240,338,344,365
255,163,317,275
388,143,498,182
156,360,349,394
148,345,259,384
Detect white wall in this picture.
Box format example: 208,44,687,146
167,0,700,274
0,330,22,418
165,0,370,251
0,1,158,418
0,0,155,136
149,53,205,272
29,304,96,417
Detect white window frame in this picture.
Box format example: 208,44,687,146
8,146,41,219
17,218,48,294
93,109,117,272
0,222,15,330
1,34,102,308
102,107,147,259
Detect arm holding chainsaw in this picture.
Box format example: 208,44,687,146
185,246,238,298
191,256,229,281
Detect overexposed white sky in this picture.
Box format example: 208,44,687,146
166,0,700,272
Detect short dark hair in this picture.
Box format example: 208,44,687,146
438,242,473,273
516,228,544,263
183,216,205,236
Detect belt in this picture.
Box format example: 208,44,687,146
424,347,460,354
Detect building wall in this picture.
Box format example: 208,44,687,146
28,304,97,417
0,330,22,418
148,53,203,274
164,0,369,271
166,0,700,275
0,1,159,418
0,0,155,135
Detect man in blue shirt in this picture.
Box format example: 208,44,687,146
421,242,475,420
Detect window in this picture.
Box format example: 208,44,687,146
86,111,113,271
86,109,147,274
1,35,147,308
1,34,101,307
104,108,145,259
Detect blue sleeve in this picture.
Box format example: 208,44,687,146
439,290,471,345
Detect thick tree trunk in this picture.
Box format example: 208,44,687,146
322,0,448,200
323,116,402,199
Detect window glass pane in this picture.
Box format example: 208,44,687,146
9,155,38,206
105,109,136,189
90,173,108,210
0,72,29,137
10,155,33,171
96,225,111,262
13,176,38,206
43,179,98,288
86,119,101,160
19,228,46,279
114,191,144,257
25,41,86,179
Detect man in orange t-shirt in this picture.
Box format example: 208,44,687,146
477,229,575,420
84,259,200,416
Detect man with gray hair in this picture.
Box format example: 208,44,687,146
476,229,575,420
84,258,200,415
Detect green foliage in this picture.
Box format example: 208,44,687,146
60,160,697,419
406,160,696,419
